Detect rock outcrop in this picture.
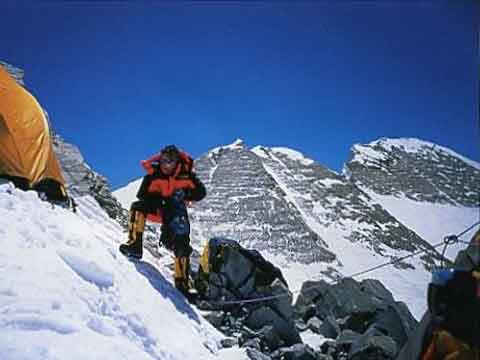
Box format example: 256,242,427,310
294,277,417,360
52,134,128,226
196,237,301,352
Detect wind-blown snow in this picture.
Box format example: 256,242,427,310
0,183,243,360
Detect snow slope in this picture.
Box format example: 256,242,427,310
252,149,432,319
0,182,242,360
114,178,142,210
362,190,479,260
346,137,480,259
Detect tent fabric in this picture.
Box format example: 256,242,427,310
0,65,66,192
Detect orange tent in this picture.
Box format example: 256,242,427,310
0,65,67,201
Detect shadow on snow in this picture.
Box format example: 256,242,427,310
133,260,200,324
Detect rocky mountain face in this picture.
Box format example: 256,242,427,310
188,140,443,273
52,134,128,226
345,138,480,207
190,140,335,265
251,146,442,268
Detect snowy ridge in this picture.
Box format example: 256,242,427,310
350,137,480,170
209,138,245,158
252,146,315,166
346,137,480,207
0,183,243,360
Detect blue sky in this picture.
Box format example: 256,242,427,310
1,1,478,189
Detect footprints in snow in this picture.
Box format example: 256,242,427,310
56,249,160,350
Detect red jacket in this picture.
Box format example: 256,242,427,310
136,150,206,222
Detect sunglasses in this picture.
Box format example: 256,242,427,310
159,157,178,165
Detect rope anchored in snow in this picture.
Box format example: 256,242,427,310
212,220,480,306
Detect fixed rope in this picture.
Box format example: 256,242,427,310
211,220,480,306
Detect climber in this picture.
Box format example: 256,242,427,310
119,145,206,296
396,229,480,360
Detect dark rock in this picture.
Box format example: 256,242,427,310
256,325,282,352
349,328,397,360
295,281,330,321
295,319,308,332
316,355,335,360
221,337,238,348
368,302,417,350
341,312,376,334
216,243,258,298
271,344,318,360
197,239,301,348
321,278,385,317
359,279,395,303
246,347,272,360
336,329,361,348
336,316,350,330
242,338,262,351
246,304,301,347
320,341,337,356
296,278,386,322
295,277,418,341
240,325,282,352
294,276,417,359
270,279,296,317
306,317,323,333
318,316,340,339
203,311,225,328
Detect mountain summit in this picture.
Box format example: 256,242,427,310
345,137,479,206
